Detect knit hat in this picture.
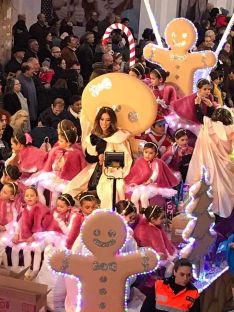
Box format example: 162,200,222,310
42,58,51,67
220,7,229,16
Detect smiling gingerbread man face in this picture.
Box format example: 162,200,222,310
82,211,127,256
166,18,197,52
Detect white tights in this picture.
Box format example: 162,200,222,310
131,190,150,211
11,244,42,272
37,184,60,209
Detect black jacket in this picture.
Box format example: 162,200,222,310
195,104,215,124
3,93,22,115
77,43,94,82
12,20,30,50
31,126,58,148
140,277,200,312
29,22,48,45
23,49,38,62
4,57,22,75
2,125,14,147
39,107,74,130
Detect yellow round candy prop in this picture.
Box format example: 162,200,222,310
81,73,157,135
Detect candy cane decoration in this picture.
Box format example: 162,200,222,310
102,23,135,67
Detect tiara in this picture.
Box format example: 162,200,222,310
4,165,10,177
144,142,159,152
152,68,162,78
122,200,131,215
9,182,17,196
79,194,96,201
149,205,162,219
59,194,72,206
175,128,186,136
131,67,141,76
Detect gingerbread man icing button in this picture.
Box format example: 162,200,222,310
144,18,217,96
50,210,158,312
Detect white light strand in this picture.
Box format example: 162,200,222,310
143,0,163,47
215,12,234,58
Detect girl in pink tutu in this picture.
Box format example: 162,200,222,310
9,132,48,178
43,194,76,234
11,186,49,275
0,183,19,266
125,143,179,210
1,165,25,208
165,79,217,136
42,193,78,248
134,205,176,260
67,192,100,250
37,128,86,207
161,129,194,182
149,68,178,115
171,78,216,124
0,183,18,234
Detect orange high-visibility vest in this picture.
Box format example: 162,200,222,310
155,280,199,312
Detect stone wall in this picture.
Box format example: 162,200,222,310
0,0,13,65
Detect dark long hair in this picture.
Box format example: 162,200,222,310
211,108,233,125
5,78,17,94
140,205,163,221
92,107,118,138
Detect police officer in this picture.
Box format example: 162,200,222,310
141,258,200,312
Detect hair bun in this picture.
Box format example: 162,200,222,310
139,207,147,214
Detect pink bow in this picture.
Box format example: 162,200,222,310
25,133,32,145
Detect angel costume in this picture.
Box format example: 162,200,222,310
64,130,132,209
186,116,234,218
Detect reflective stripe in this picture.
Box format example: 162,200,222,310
156,294,168,302
156,303,188,312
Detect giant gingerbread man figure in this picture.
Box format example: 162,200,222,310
144,18,217,96
50,210,158,312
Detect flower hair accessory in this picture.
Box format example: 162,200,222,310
25,133,32,144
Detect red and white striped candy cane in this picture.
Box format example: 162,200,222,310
102,23,135,67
